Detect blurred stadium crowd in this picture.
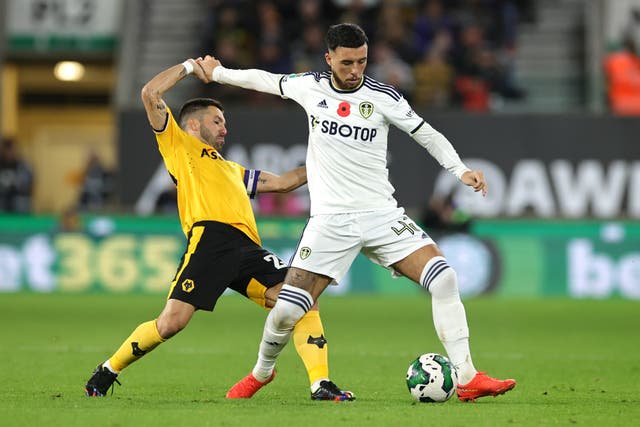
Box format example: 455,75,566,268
201,0,530,110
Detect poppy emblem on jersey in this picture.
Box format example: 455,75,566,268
181,279,195,293
337,102,351,117
300,247,312,260
359,102,374,119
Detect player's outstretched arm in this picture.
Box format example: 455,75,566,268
256,166,307,193
140,59,198,130
197,55,283,95
461,170,487,196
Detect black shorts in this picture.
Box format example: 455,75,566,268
167,221,287,311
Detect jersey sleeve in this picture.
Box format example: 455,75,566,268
213,66,285,97
153,107,182,175
212,66,317,107
381,96,427,135
227,161,262,199
384,97,470,180
277,72,317,104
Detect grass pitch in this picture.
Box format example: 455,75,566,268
0,293,638,426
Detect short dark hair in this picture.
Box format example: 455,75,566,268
325,23,369,51
178,98,224,129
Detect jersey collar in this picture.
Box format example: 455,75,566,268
329,73,364,93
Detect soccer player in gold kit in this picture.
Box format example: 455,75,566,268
83,58,354,401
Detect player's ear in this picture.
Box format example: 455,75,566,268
188,117,199,133
324,52,331,67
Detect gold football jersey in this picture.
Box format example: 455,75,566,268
154,108,261,244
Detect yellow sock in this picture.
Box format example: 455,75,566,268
293,310,329,386
108,320,166,372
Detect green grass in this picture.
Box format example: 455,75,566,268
0,293,638,426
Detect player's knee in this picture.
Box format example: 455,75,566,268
156,313,190,339
429,268,459,301
420,256,460,301
271,284,314,330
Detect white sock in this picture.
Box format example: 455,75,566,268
102,359,119,375
310,378,329,393
252,285,313,382
421,256,477,385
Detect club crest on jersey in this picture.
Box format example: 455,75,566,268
181,279,195,293
359,102,374,119
299,247,311,260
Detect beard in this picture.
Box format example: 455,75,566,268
333,73,360,90
199,124,222,150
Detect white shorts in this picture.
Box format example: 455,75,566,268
290,207,434,283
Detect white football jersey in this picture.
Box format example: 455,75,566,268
279,71,422,214
213,67,469,215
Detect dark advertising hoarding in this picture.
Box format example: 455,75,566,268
118,109,640,219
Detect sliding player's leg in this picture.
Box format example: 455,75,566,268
84,299,194,396
85,223,230,397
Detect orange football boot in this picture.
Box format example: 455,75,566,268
456,372,516,402
225,371,276,398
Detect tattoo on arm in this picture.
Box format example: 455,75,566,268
258,177,268,184
156,103,165,111
179,68,187,77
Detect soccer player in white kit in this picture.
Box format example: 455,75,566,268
196,23,516,402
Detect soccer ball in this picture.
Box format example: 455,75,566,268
406,353,458,402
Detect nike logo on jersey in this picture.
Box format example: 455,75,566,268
317,99,328,108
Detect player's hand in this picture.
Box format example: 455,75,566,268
196,55,222,83
190,57,208,82
461,170,487,197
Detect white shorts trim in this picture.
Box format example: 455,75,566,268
290,207,434,283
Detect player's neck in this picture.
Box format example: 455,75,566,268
330,74,363,91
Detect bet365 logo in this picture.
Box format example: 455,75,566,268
568,239,639,298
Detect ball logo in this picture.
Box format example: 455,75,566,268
299,247,312,259
337,101,350,117
181,279,195,293
359,102,374,119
